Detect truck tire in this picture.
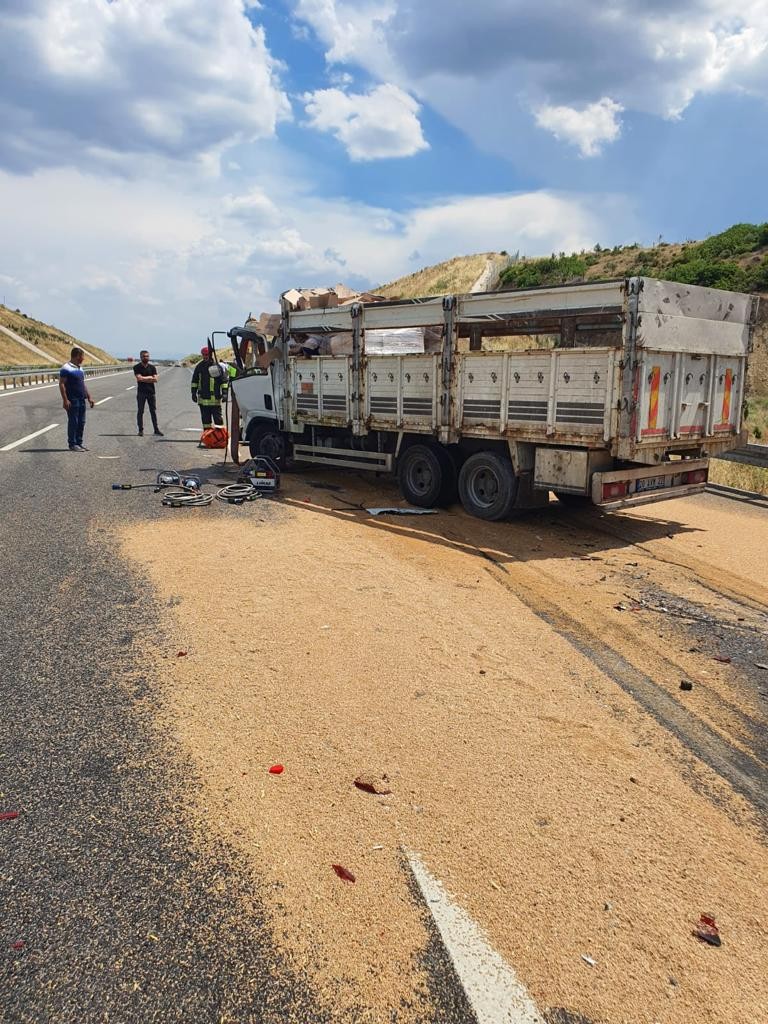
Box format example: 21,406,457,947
458,451,518,521
248,424,286,464
397,444,456,507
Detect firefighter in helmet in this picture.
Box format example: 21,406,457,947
191,346,230,440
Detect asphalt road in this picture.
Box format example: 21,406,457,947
0,370,473,1024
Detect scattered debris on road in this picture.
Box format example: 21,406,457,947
332,864,356,883
365,507,437,517
680,680,694,691
581,954,597,967
268,765,284,775
0,810,19,821
693,914,722,947
354,773,392,795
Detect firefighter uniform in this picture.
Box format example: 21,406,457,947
191,349,229,428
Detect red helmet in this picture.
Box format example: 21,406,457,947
200,346,210,358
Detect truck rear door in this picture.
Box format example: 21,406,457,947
629,278,754,454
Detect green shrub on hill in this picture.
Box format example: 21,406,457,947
499,222,768,294
695,222,768,260
500,253,588,289
664,257,748,291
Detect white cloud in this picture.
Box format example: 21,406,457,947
302,84,428,160
223,189,282,226
290,0,768,156
535,98,624,157
0,0,291,174
292,0,395,67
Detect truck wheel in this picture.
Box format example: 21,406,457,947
458,452,518,521
398,444,455,507
248,424,286,464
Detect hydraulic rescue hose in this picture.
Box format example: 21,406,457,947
215,483,260,504
161,487,214,508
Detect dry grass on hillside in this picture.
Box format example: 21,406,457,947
377,253,505,299
0,304,115,366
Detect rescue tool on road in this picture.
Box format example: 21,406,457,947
220,277,757,519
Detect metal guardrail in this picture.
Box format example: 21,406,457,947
0,364,127,390
714,443,768,471
705,482,768,507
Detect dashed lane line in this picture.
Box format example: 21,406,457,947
406,852,542,1024
1,423,60,452
94,396,113,406
126,385,136,390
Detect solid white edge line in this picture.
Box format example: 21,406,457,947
0,422,59,452
94,396,113,405
0,381,60,398
405,852,542,1024
0,369,134,399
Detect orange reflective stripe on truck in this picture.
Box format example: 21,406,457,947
641,365,665,437
714,368,733,431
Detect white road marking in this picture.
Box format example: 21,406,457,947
1,422,59,452
0,381,60,398
0,369,133,400
406,852,541,1024
94,396,113,406
126,385,136,390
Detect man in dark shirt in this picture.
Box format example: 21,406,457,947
59,346,94,451
133,350,163,436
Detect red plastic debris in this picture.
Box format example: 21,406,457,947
0,811,19,821
268,764,284,775
11,941,25,951
713,656,731,664
332,864,356,883
177,650,188,657
693,914,722,947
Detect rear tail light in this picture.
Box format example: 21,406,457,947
682,468,707,484
602,480,629,501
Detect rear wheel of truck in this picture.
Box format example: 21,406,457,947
397,444,456,507
458,452,518,521
248,424,286,464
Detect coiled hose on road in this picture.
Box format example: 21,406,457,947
160,483,261,508
161,487,214,508
215,483,261,504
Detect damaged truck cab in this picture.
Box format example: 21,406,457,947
228,277,757,520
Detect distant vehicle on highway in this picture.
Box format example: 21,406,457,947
224,277,757,519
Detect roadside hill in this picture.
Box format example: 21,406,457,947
0,304,116,368
377,253,510,299
379,224,768,300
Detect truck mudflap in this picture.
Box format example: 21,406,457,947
592,458,708,510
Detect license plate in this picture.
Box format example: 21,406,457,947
636,475,668,493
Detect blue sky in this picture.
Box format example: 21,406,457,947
0,0,766,357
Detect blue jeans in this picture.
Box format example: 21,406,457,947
67,399,86,448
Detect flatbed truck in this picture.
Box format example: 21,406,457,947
225,277,756,520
